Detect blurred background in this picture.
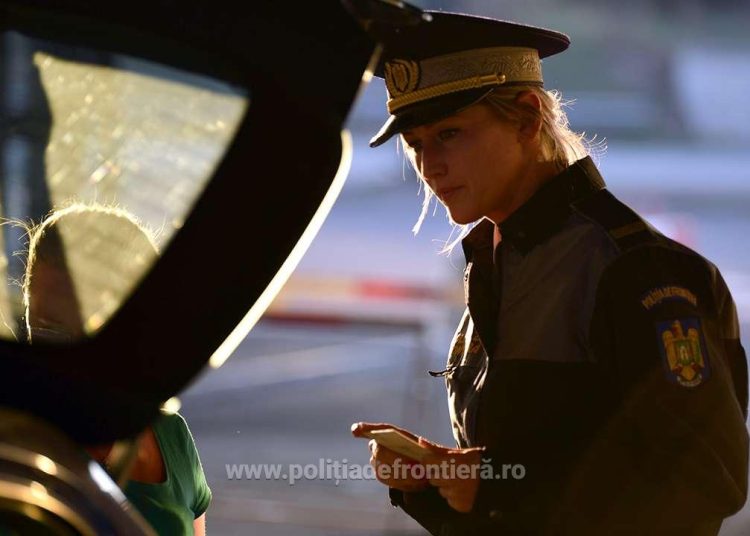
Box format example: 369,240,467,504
178,0,750,533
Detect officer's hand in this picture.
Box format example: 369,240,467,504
420,440,484,513
351,422,429,492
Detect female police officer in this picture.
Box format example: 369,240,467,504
352,11,748,535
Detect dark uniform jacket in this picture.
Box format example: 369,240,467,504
389,157,748,535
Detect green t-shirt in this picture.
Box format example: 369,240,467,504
124,412,211,535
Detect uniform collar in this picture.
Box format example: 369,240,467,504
462,156,606,259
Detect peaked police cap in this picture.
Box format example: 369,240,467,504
369,12,570,147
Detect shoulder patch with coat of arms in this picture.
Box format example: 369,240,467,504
656,317,711,388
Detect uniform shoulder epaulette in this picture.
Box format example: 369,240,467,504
572,189,660,252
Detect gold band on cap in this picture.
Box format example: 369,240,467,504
387,73,506,113
385,47,542,114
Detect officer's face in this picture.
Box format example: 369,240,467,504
401,102,536,225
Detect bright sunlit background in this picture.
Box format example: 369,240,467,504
180,1,750,534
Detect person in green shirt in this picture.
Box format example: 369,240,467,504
22,202,212,535
114,411,210,535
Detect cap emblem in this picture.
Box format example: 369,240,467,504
384,59,421,97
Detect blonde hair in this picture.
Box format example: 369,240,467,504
405,86,598,253
23,202,158,340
